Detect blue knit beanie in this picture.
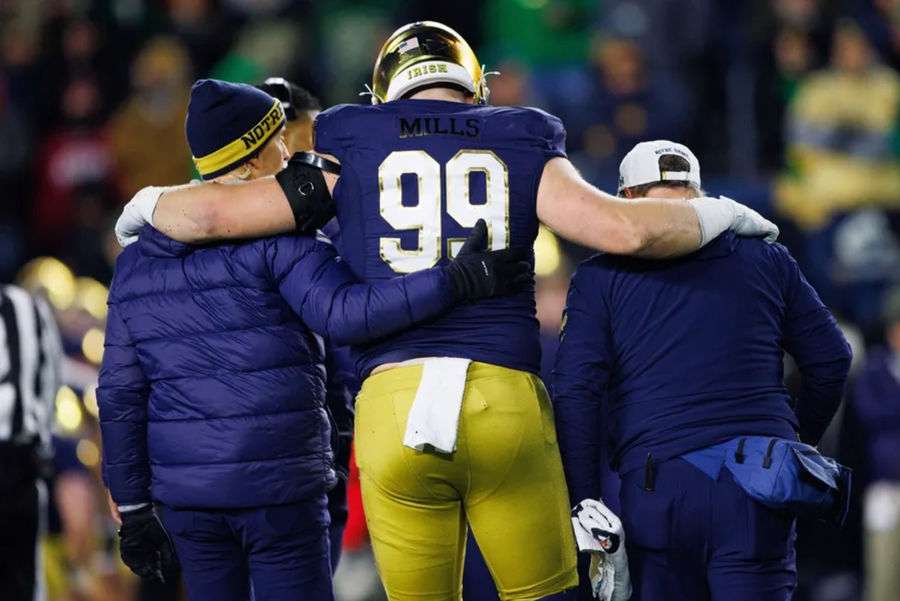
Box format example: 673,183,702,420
185,79,285,180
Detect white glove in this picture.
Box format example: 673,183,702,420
690,195,779,247
572,499,632,601
115,186,168,247
725,195,779,243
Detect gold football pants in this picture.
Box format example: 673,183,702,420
354,361,578,601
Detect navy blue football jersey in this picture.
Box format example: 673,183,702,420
315,99,566,377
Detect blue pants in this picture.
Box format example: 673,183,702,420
161,495,333,601
620,457,796,601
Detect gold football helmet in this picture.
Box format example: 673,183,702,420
370,21,489,104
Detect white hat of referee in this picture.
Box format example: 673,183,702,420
617,140,701,194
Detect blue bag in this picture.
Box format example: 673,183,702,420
721,436,852,526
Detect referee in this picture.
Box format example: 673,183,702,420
0,283,62,601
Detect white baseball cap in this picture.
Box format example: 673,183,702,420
617,140,701,193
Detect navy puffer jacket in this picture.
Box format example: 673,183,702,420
99,226,453,509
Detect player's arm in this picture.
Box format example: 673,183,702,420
551,267,611,505
778,248,853,445
154,177,296,243
536,157,777,258
118,152,341,245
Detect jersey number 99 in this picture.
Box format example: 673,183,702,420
378,150,509,273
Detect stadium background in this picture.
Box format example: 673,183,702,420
2,0,899,600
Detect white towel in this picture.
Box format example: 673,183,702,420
571,499,623,553
589,553,616,601
402,358,471,453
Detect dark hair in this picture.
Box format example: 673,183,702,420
621,154,700,197
256,78,321,121
288,83,321,112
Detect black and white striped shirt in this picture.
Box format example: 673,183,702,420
0,285,61,448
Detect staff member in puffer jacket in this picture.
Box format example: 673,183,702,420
97,79,529,601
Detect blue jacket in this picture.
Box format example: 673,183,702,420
852,348,900,482
98,226,453,509
552,233,852,503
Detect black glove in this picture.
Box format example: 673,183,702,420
446,219,531,301
118,505,178,583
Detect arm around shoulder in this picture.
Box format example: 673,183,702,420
536,157,703,258
267,236,456,347
536,159,779,257
153,178,297,243
269,220,529,346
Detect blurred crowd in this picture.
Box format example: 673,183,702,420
2,1,900,601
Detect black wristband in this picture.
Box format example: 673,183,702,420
275,153,338,233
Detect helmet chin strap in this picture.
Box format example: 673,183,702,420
477,65,500,105
360,83,385,105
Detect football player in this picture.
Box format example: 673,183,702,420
114,22,778,601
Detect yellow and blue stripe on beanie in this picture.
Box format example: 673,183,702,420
186,79,286,180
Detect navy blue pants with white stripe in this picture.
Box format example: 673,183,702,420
621,457,797,601
161,494,333,601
